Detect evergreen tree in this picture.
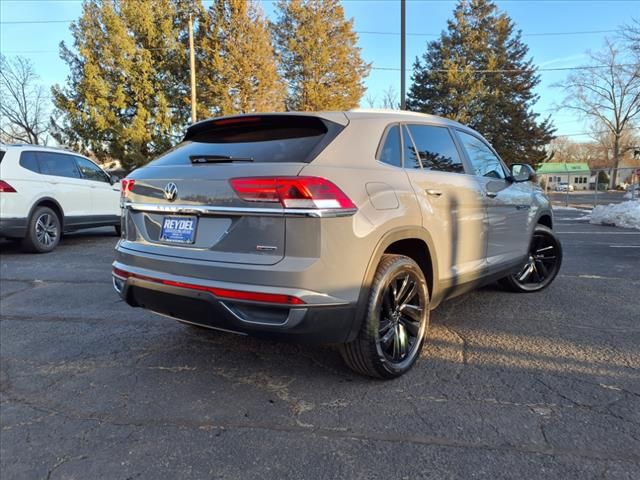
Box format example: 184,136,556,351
272,0,370,111
196,0,284,117
407,0,554,166
51,0,191,170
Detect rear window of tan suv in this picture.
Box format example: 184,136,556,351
151,115,344,166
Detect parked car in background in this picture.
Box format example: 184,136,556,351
555,182,574,192
112,110,562,378
0,144,121,252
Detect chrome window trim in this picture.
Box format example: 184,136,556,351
125,202,357,218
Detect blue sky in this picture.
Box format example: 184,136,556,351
1,0,637,140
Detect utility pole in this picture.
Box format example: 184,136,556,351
400,0,406,110
188,14,197,123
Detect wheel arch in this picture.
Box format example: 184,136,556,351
345,227,439,343
29,197,65,229
536,210,553,229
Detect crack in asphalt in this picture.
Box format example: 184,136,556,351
3,225,639,477
2,394,638,464
45,455,88,480
534,377,640,429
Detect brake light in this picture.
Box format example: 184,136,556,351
0,180,16,193
230,177,356,210
121,179,135,198
214,116,262,126
112,267,304,305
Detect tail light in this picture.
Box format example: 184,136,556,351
230,176,356,210
121,179,135,198
0,180,16,193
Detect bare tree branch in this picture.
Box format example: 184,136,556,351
381,85,398,109
0,55,50,145
559,39,640,186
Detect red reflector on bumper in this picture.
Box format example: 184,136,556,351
112,267,305,305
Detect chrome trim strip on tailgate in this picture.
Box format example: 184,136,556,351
125,202,357,218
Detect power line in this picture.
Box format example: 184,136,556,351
3,47,633,75
371,64,636,73
356,29,619,37
0,19,73,24
0,19,621,39
556,127,640,138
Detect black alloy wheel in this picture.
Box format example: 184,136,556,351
500,224,562,293
378,271,425,364
341,254,430,379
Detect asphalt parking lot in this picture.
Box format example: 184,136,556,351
1,210,639,479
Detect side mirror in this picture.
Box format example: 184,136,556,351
511,164,536,183
109,174,121,185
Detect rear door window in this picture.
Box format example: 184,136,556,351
406,124,465,173
19,151,41,173
151,115,343,166
0,150,5,163
378,125,402,167
37,152,81,179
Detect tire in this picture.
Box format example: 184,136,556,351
499,224,562,293
340,254,430,379
21,206,61,253
114,224,122,237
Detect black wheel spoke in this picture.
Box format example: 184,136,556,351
400,303,422,322
380,327,395,349
399,315,420,336
531,265,542,283
398,281,418,307
390,280,399,307
394,275,410,304
379,317,393,335
535,260,549,279
392,325,400,360
398,324,409,359
517,263,533,282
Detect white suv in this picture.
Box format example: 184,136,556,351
0,144,121,252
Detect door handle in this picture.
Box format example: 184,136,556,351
426,189,443,197
485,191,498,198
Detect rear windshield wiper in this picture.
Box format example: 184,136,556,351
190,155,254,164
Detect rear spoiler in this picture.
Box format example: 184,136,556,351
182,114,348,164
184,112,349,142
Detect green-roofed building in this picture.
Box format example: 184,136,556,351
536,162,592,191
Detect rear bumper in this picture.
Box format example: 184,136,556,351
112,263,357,344
0,217,27,238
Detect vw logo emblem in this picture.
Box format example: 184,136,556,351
164,182,178,202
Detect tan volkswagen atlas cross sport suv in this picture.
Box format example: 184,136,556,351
112,110,561,378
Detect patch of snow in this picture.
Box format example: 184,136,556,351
589,200,640,230
552,205,587,212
